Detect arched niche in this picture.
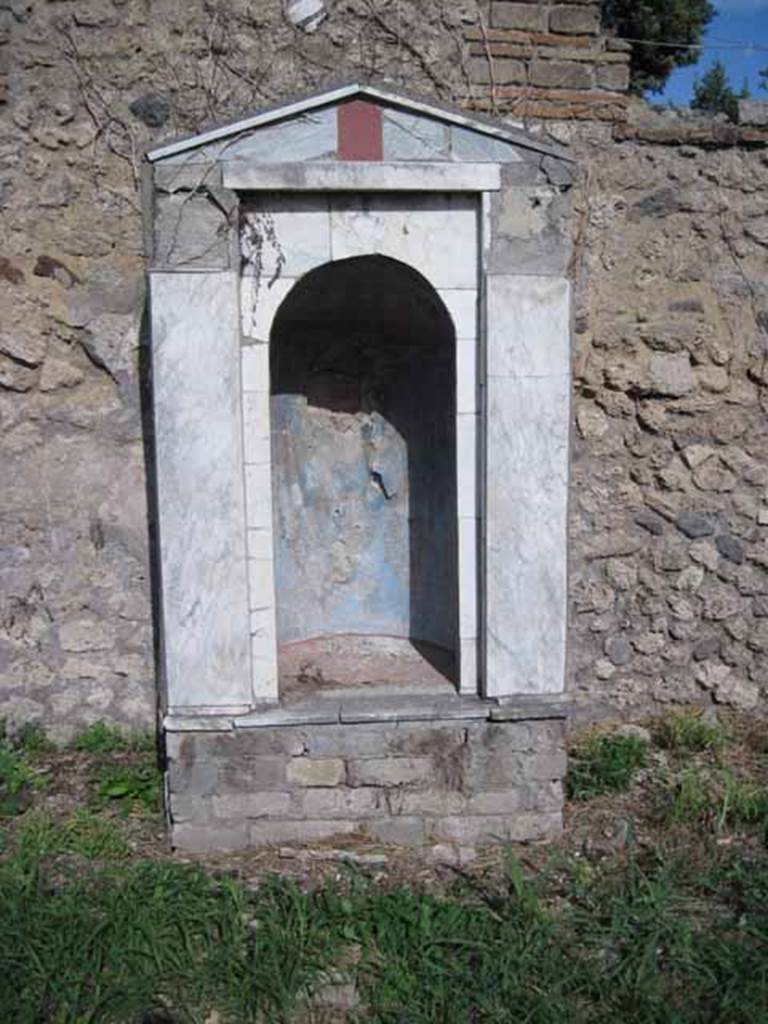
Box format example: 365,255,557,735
269,255,459,696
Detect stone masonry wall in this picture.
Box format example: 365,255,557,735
167,715,566,851
568,106,768,718
0,0,767,734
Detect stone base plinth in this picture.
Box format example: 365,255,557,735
164,695,568,852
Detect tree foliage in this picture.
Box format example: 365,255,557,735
602,0,717,95
691,59,749,121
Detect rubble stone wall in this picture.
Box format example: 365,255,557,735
0,0,766,735
568,112,768,719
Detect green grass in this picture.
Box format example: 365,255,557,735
1,843,767,1023
18,809,131,862
71,721,155,755
654,710,730,754
0,728,50,818
567,733,648,800
659,768,768,833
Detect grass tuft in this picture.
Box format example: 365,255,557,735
71,721,155,754
567,732,648,800
655,709,730,753
18,809,131,862
659,768,768,833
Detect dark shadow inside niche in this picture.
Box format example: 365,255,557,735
269,255,458,697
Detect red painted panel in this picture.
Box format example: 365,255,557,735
337,100,383,161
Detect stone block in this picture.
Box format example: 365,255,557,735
469,57,527,85
172,822,249,853
429,811,562,844
294,787,383,818
218,756,288,791
467,781,563,815
169,794,213,824
180,729,307,760
248,818,364,846
211,792,292,818
396,790,467,816
491,2,549,31
471,749,567,789
596,62,630,92
166,759,220,797
287,757,346,787
465,720,535,751
529,59,593,90
549,5,600,35
367,816,427,845
347,757,433,787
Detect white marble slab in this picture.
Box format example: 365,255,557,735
485,374,570,696
487,275,570,379
439,289,477,340
330,195,479,290
241,275,296,342
251,644,279,702
458,638,478,695
248,558,276,612
242,391,271,466
382,110,449,161
457,413,478,517
241,344,270,392
250,606,277,665
245,463,273,530
458,515,478,638
224,161,501,193
242,196,331,281
247,527,274,563
457,338,478,416
451,125,523,163
150,271,252,710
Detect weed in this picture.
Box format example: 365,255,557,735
0,728,49,817
567,732,648,800
97,761,162,814
15,721,56,755
655,709,730,753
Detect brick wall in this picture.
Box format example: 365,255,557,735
466,0,631,122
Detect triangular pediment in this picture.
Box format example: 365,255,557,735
146,82,572,166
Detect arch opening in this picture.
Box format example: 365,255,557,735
269,255,459,697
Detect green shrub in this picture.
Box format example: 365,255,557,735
567,733,648,800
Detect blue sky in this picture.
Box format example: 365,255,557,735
657,0,768,105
